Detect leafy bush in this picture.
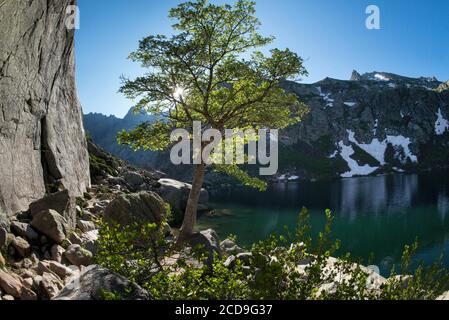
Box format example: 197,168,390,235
95,208,449,300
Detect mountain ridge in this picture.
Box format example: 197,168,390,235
84,70,449,181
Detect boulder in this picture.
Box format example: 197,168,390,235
53,265,150,300
220,239,244,255
0,0,90,219
50,244,65,263
104,192,167,227
11,236,31,257
0,269,23,298
10,221,39,242
20,287,38,301
189,229,221,263
64,244,93,267
31,209,69,244
123,171,144,187
29,190,77,228
80,230,99,255
77,220,96,233
236,252,253,265
40,272,64,300
157,179,209,224
224,255,237,268
48,261,74,280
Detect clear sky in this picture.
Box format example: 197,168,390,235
75,0,449,118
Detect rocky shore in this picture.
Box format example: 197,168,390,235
1,140,449,300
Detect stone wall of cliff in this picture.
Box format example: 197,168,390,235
0,0,90,220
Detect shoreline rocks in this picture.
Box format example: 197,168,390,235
54,265,150,300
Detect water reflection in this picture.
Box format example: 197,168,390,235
201,170,449,275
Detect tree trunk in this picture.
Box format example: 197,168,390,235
177,163,206,243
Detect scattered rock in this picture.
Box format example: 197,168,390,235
40,272,63,300
11,236,31,257
69,232,83,245
31,209,69,244
29,190,76,228
189,229,221,263
224,255,236,268
77,220,96,233
104,192,167,227
50,244,65,263
48,261,74,279
10,221,39,242
20,286,38,301
54,265,150,300
2,295,15,301
123,171,144,187
220,239,244,255
64,244,93,267
80,230,99,255
387,275,413,289
236,252,252,265
0,269,23,298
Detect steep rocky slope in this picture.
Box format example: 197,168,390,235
0,0,90,221
280,71,449,179
84,109,156,168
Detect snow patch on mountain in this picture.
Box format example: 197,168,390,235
336,130,418,170
435,108,449,135
374,74,390,81
347,130,386,165
316,86,334,107
338,141,378,178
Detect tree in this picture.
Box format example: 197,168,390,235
119,0,308,242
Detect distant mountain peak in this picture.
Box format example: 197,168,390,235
350,70,362,81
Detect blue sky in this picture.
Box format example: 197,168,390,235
76,0,449,118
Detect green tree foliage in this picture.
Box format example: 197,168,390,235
118,0,309,239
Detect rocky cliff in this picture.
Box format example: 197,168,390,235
279,71,449,180
0,0,90,221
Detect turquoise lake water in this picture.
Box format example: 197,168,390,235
198,170,449,275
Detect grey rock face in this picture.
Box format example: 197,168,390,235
280,72,449,179
53,265,150,300
0,0,90,219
